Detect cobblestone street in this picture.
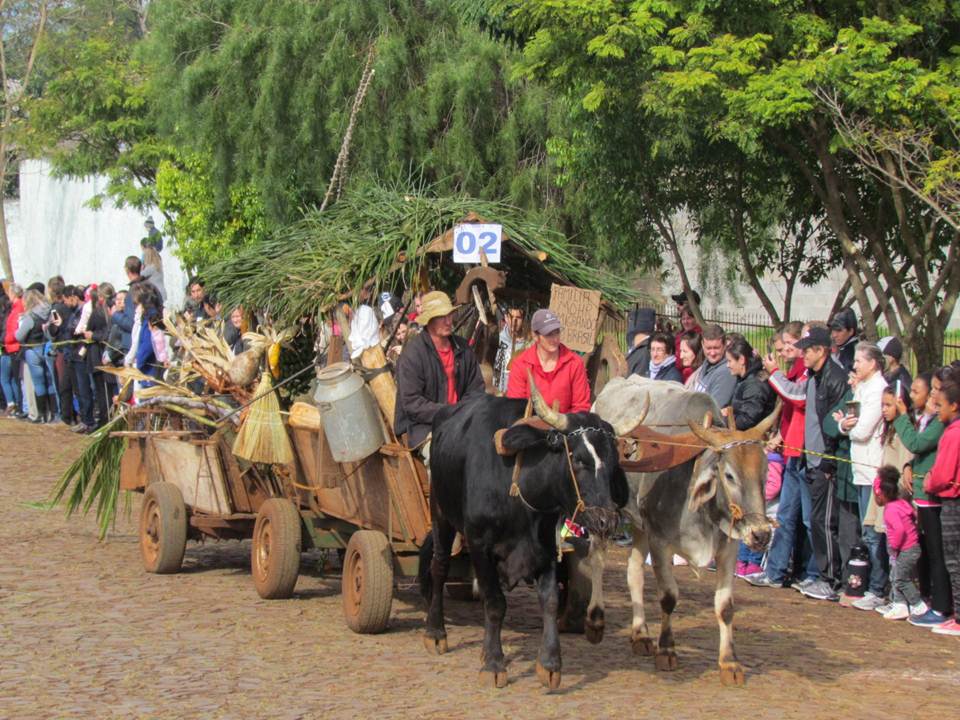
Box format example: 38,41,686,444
1,419,957,719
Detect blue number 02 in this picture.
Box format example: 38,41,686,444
456,230,477,255
479,231,498,257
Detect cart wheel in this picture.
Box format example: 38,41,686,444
251,498,302,599
140,482,187,574
342,530,394,634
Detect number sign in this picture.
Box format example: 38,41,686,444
453,223,502,264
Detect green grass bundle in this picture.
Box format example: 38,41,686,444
232,372,294,465
43,414,129,539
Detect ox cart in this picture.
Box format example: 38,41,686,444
116,367,474,635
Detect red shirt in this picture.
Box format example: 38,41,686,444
436,344,458,404
3,298,23,354
776,357,807,458
505,343,591,413
925,417,960,499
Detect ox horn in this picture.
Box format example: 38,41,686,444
528,369,569,431
687,411,724,449
748,398,782,440
613,393,651,437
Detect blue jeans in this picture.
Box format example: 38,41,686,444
764,457,818,583
858,485,889,596
0,353,22,409
738,542,764,566
44,350,59,413
23,347,54,396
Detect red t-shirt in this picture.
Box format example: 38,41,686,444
436,344,458,404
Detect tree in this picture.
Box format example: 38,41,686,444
145,0,570,233
496,1,960,366
0,0,52,281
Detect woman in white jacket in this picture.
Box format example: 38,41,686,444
837,342,889,607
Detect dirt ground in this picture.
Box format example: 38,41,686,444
1,419,958,719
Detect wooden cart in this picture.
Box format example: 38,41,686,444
117,399,472,634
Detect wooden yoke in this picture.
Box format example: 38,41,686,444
618,425,708,473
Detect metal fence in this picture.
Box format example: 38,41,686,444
945,343,960,365
644,304,777,354
629,303,960,368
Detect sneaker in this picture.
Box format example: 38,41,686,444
744,572,783,588
838,593,858,607
882,602,910,620
70,423,91,434
909,600,930,618
613,532,633,547
852,592,886,611
931,619,960,636
801,579,839,601
874,601,895,615
743,563,762,576
736,561,748,577
908,609,950,627
791,577,815,593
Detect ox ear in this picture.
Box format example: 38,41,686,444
688,455,718,513
501,425,564,453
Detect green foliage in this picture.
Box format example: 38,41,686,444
146,0,569,232
155,153,267,271
500,0,960,361
20,1,168,210
203,180,638,327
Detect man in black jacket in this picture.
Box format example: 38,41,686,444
48,285,81,425
394,291,485,452
626,307,655,377
768,326,848,600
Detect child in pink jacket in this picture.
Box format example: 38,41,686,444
874,465,927,620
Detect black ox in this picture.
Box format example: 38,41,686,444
419,375,646,689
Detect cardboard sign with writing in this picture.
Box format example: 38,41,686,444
549,284,602,353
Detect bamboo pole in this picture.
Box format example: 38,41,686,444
360,343,397,423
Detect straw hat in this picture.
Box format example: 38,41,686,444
417,291,456,326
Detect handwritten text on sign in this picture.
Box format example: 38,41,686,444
549,284,602,354
453,223,502,264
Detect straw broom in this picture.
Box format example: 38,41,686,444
232,370,294,465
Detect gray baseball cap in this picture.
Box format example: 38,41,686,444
531,308,562,335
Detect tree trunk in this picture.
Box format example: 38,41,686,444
0,148,13,281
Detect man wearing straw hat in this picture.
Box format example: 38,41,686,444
394,290,485,456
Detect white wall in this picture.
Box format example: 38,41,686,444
6,158,187,308
661,212,960,330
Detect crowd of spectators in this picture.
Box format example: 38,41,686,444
624,292,960,637
0,218,225,433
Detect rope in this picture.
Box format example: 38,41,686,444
621,432,910,476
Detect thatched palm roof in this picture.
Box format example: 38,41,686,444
203,183,638,324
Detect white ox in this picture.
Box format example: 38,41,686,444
585,375,777,686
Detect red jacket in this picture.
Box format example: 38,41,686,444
506,343,591,413
4,297,23,354
771,357,806,458
925,418,960,499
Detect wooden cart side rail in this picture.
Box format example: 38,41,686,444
110,430,209,438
